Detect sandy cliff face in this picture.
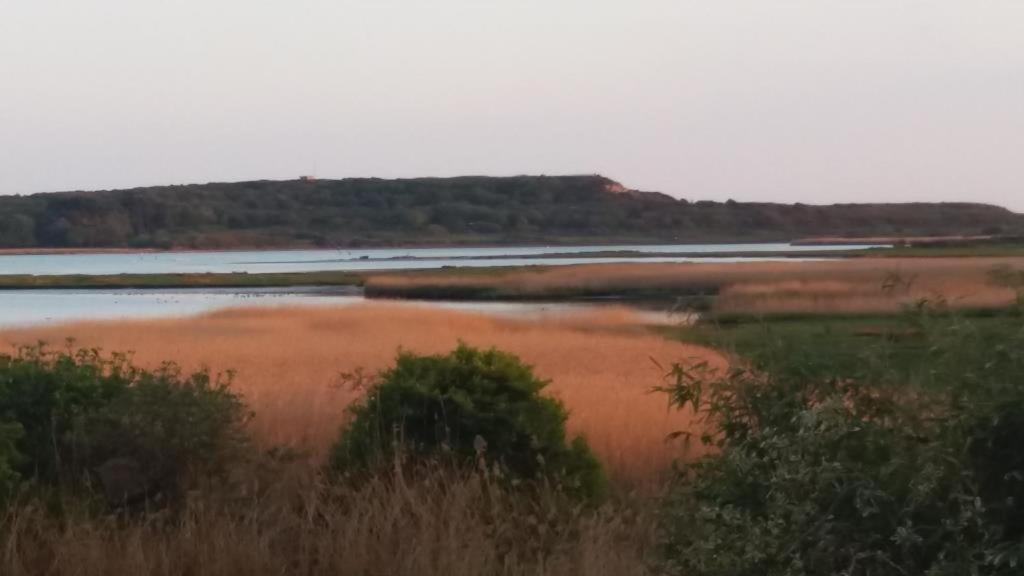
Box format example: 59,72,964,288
602,180,630,194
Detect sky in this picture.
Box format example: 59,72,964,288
1,1,1022,211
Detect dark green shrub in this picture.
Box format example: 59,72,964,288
0,347,130,486
0,420,21,498
658,311,1024,575
329,344,606,502
0,346,250,503
76,363,251,500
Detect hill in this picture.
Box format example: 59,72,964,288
0,175,1020,249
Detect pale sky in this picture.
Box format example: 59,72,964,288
1,1,1022,210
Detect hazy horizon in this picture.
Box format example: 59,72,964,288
2,1,1022,211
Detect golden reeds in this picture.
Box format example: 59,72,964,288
1,304,722,485
367,258,1024,314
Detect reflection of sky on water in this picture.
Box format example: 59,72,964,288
0,243,878,276
0,288,689,329
0,288,359,328
0,243,881,328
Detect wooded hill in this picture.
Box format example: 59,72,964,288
0,175,1020,249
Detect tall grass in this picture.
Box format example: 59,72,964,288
1,461,655,576
0,308,678,575
366,258,1024,314
0,304,722,485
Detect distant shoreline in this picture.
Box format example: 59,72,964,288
3,176,1019,255
0,240,800,257
2,253,1022,292
6,234,1018,257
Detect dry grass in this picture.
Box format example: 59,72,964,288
0,304,722,485
1,465,656,576
0,304,691,574
367,258,1024,314
713,258,1022,314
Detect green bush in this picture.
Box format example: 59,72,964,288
0,346,250,504
329,344,606,502
0,420,21,498
658,310,1024,575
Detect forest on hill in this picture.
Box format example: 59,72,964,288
0,175,1020,249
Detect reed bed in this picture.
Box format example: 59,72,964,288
366,258,1024,314
0,304,722,485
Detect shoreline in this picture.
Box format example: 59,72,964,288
0,239,820,257
4,256,1022,303
5,242,1021,261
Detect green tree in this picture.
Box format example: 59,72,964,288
0,214,36,247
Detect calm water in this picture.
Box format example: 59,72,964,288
0,288,356,328
0,243,880,328
0,288,679,329
0,243,877,276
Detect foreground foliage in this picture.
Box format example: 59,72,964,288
330,344,607,502
660,306,1024,575
1,462,652,576
0,346,249,505
0,345,644,575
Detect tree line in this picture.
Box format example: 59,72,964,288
0,175,1019,249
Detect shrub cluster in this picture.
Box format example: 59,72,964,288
0,347,249,505
329,344,606,502
1,343,605,510
659,309,1024,575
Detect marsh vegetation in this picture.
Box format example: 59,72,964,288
365,258,1024,314
1,268,1022,575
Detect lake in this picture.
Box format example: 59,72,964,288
0,243,878,328
0,243,877,276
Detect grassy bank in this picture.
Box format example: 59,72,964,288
366,258,1024,313
666,309,1023,384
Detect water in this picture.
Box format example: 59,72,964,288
0,243,878,276
0,288,358,328
0,288,679,329
0,243,881,328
